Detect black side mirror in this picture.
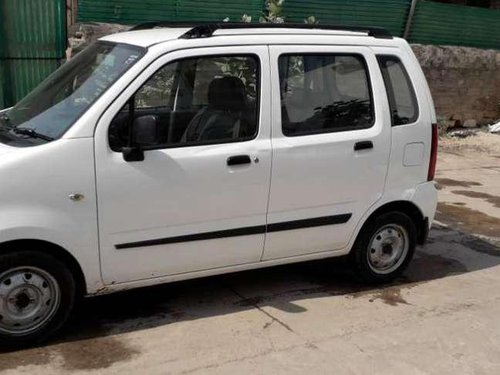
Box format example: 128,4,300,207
133,115,160,146
122,115,160,162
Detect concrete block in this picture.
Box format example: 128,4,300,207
463,119,477,128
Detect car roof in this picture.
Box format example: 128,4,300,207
101,28,192,47
100,26,401,49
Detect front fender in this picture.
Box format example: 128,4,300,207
0,138,102,293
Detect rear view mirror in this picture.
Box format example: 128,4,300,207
122,115,160,162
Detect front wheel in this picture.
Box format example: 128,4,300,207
350,212,417,284
0,251,75,348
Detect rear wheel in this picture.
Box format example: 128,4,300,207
0,251,75,348
351,212,417,284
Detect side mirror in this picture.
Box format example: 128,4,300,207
122,115,160,162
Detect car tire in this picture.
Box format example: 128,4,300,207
350,212,417,284
0,250,76,349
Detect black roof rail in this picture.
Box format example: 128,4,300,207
130,22,393,39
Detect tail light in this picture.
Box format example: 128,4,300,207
428,123,438,181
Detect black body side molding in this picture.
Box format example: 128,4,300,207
115,213,352,250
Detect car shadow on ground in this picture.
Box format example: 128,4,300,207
1,223,499,360
47,223,500,346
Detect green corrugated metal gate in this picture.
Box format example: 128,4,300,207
77,0,500,47
77,0,264,24
408,1,500,49
284,0,411,37
0,0,66,109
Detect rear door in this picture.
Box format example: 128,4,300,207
263,45,391,260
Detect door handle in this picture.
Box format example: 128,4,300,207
227,155,252,166
354,141,373,151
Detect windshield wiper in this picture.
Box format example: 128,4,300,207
0,115,54,142
12,127,54,142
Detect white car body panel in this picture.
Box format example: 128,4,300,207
371,45,436,221
95,46,272,284
0,139,102,291
102,28,191,47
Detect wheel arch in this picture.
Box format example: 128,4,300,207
360,201,427,245
0,239,87,296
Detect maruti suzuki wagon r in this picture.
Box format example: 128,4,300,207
0,23,438,347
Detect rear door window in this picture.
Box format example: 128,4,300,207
278,54,374,136
377,55,418,126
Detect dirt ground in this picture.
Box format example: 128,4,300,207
1,134,500,375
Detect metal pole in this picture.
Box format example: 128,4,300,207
403,0,418,40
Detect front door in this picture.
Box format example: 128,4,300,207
95,46,271,284
263,45,391,260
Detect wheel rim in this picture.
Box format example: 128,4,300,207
0,266,60,335
367,224,409,275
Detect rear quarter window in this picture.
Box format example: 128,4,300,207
377,55,419,126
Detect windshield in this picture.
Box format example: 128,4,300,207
0,41,145,146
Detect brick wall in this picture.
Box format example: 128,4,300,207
412,44,500,126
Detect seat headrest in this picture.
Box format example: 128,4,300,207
208,76,246,112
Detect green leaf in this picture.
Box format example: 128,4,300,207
269,3,279,15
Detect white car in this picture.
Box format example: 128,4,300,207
0,23,438,347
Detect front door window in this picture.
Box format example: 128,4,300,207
109,55,260,151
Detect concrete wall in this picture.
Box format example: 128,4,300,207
412,44,500,126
